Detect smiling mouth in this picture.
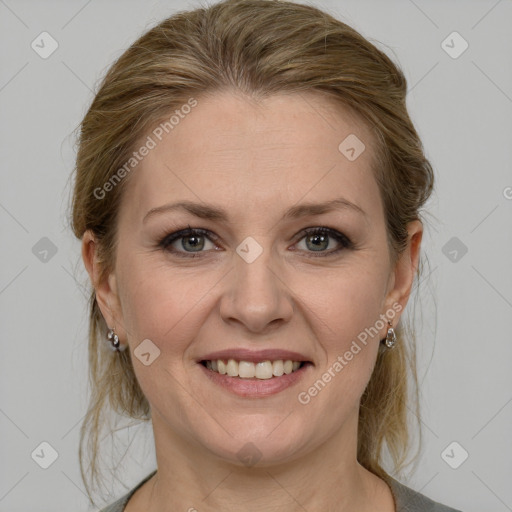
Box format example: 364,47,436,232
200,359,310,379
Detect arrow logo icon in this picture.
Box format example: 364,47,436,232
441,31,468,59
441,441,468,469
236,237,263,263
338,134,365,161
31,441,59,469
31,31,59,59
32,237,58,263
134,339,161,366
442,236,467,263
236,442,262,467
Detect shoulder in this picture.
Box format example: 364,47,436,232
98,470,157,512
387,477,463,512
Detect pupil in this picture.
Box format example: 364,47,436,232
184,235,204,251
308,234,327,251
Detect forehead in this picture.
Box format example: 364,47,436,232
119,90,382,224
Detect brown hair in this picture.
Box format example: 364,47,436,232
70,0,433,504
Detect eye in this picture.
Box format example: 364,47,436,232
158,226,219,258
294,227,353,256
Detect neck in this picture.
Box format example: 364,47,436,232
136,409,390,512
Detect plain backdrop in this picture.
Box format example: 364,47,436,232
1,0,511,511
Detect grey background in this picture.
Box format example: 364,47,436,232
1,0,511,510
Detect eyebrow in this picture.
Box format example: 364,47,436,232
143,198,367,224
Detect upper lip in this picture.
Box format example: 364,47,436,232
198,348,312,363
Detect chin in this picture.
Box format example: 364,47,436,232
197,416,312,469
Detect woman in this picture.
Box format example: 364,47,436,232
71,0,462,510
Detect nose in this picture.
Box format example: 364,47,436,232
219,244,294,334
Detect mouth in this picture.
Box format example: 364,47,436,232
199,358,309,379
197,356,314,398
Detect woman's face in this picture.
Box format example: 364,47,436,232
88,90,421,467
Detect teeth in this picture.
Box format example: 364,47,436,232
226,359,238,377
272,360,284,376
217,360,227,375
204,359,304,379
239,360,255,378
255,361,273,379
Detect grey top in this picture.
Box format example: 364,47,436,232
99,470,462,512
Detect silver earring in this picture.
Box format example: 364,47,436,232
382,321,396,349
107,327,125,352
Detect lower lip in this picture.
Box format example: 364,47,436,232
198,362,313,398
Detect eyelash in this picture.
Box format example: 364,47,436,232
157,225,354,258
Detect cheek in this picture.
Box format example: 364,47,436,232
117,261,218,354
296,265,387,401
116,262,216,420
300,264,388,346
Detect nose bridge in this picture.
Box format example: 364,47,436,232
237,239,276,295
220,235,293,331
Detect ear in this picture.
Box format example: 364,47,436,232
81,229,127,345
382,219,423,325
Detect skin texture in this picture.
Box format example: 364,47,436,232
82,90,422,511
